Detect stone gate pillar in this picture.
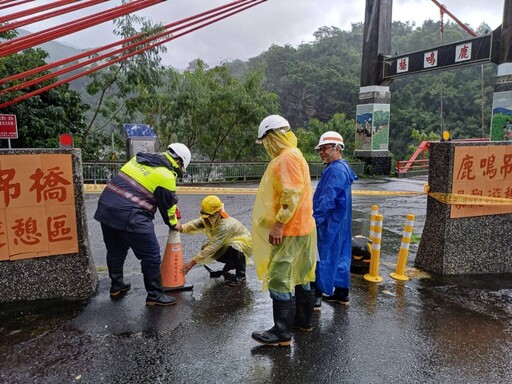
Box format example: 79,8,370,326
0,149,97,303
356,0,393,175
490,0,512,142
416,141,512,274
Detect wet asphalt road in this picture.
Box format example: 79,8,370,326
0,177,511,384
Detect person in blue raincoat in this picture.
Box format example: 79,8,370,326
312,131,357,309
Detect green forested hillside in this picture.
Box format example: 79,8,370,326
227,20,496,161
2,19,497,164
58,19,499,162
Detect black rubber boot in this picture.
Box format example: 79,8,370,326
144,273,177,306
228,251,246,287
252,299,295,347
109,269,131,298
221,257,236,282
311,281,323,312
293,285,315,332
322,287,350,305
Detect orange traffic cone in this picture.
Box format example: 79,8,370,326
161,230,193,291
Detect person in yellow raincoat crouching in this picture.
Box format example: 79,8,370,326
178,195,252,287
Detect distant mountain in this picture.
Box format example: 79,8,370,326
14,29,100,104
17,28,87,62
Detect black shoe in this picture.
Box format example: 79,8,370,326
144,273,178,306
313,296,322,312
322,288,350,305
252,327,292,346
227,276,246,287
146,294,177,306
110,282,131,298
109,270,131,298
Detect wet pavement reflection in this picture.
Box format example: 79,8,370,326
1,177,511,383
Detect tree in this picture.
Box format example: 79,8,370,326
296,113,356,161
84,3,167,156
135,60,279,161
227,19,495,163
0,38,88,151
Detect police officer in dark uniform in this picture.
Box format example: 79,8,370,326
94,143,191,306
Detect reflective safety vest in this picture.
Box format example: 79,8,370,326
94,154,179,232
120,156,177,194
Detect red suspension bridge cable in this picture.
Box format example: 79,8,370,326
0,0,34,12
0,0,255,95
0,0,164,56
0,0,109,34
0,0,78,24
0,0,267,110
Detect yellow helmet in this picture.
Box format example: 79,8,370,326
200,195,223,217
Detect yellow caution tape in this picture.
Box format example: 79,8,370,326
178,188,423,196
352,190,423,196
82,184,511,205
83,184,106,193
83,184,425,196
178,186,257,195
429,192,512,206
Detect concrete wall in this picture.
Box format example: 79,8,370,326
416,142,512,275
0,149,97,303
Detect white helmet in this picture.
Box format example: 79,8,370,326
315,131,345,150
167,143,191,170
256,114,290,143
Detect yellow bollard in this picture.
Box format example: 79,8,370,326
369,205,379,243
390,214,415,281
364,214,384,283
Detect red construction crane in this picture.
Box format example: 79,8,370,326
430,0,478,37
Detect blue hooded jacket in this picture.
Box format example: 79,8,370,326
313,159,357,294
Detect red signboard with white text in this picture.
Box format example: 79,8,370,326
0,114,17,139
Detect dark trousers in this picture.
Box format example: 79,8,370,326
217,246,246,277
101,223,161,277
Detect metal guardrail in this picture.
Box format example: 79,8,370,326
82,161,366,184
396,159,429,177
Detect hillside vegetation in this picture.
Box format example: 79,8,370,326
1,19,496,165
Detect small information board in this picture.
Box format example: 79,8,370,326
123,123,157,158
0,114,17,139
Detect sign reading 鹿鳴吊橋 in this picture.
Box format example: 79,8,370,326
451,145,512,218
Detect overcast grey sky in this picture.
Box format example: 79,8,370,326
3,0,505,69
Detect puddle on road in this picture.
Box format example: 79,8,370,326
0,298,87,346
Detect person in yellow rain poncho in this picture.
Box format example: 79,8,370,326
251,115,317,347
179,195,252,287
